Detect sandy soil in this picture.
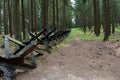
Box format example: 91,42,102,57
1,39,120,80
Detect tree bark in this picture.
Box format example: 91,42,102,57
13,0,22,41
4,0,9,35
41,0,49,29
0,11,1,34
21,0,26,40
93,0,100,36
53,0,55,29
103,0,110,41
56,0,59,29
8,0,13,37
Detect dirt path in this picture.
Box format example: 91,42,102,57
1,40,120,80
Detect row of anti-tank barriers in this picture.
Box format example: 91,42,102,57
0,28,71,80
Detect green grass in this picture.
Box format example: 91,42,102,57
63,27,120,44
62,28,103,44
115,27,120,32
0,35,4,43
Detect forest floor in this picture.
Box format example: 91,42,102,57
0,28,120,80
1,34,120,80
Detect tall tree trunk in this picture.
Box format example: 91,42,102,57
62,0,66,29
103,0,110,41
53,0,55,29
60,4,62,29
21,0,26,40
4,0,9,35
13,0,22,41
56,0,59,29
28,0,30,32
41,0,49,29
111,0,115,34
8,0,13,37
107,0,111,35
0,1,2,34
82,2,86,33
34,0,37,32
93,0,100,36
30,0,34,32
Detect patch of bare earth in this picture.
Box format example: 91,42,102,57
1,40,120,80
